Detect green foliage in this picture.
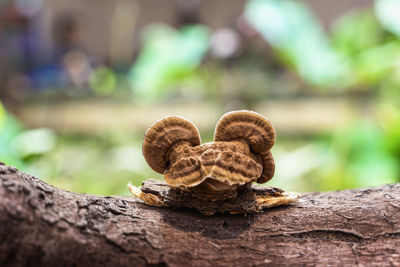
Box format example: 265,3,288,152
0,101,57,171
331,10,382,56
378,103,400,159
319,120,399,190
0,102,5,128
0,102,25,168
129,24,210,103
331,9,400,88
354,42,400,86
245,0,400,92
244,0,348,88
89,66,117,96
12,128,55,158
269,118,400,193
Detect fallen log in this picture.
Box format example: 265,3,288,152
0,163,399,266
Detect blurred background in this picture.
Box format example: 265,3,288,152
1,0,400,196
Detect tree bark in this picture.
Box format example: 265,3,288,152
0,163,400,266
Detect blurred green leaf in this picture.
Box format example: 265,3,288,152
331,9,382,56
377,103,400,156
348,121,398,187
0,104,25,168
355,42,400,86
244,0,349,88
331,9,400,88
320,120,399,190
89,66,117,96
375,0,400,37
11,128,56,157
0,102,5,128
130,24,210,102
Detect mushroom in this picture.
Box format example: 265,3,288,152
142,110,276,201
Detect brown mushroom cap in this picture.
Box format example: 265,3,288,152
257,150,275,184
214,110,276,153
205,150,263,185
142,116,201,174
164,148,263,188
164,156,203,187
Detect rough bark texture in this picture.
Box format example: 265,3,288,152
1,163,400,266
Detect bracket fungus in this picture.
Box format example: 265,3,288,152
129,110,299,215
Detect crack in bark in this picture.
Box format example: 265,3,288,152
267,229,365,242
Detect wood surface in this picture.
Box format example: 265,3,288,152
1,163,399,266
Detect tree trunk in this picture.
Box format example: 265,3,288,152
0,163,399,266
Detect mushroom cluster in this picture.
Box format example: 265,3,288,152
142,110,276,201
